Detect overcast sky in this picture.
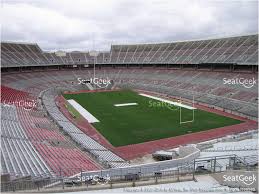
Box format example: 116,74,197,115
1,0,258,51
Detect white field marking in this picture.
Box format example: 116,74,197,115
67,99,99,123
114,103,138,107
139,93,196,110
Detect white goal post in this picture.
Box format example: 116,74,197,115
179,96,195,124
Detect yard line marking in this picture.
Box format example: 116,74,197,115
114,103,138,107
67,99,100,123
139,93,196,110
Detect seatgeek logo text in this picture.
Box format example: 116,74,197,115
223,174,256,186
223,77,256,89
78,77,111,89
2,99,37,111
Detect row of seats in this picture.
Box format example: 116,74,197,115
33,143,100,177
1,105,53,179
17,108,66,142
2,68,257,117
0,85,33,104
14,97,103,176
1,119,27,139
1,137,52,178
118,80,257,118
4,68,258,95
1,87,101,178
1,34,258,67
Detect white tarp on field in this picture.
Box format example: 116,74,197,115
67,99,99,123
114,103,138,107
139,93,196,110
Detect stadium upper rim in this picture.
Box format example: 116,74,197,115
1,33,258,52
111,33,259,47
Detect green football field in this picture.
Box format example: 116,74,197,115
63,90,242,147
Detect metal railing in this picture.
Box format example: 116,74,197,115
1,154,257,192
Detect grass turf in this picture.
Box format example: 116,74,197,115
63,90,242,147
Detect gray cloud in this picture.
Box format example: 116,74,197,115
1,0,258,51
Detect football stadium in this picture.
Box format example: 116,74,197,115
1,0,258,193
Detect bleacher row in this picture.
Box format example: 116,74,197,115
42,88,129,168
110,34,258,65
0,87,101,178
97,69,258,118
118,81,257,118
1,34,258,67
1,71,85,96
1,68,258,118
1,119,27,139
1,104,52,178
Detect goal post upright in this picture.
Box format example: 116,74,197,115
89,50,99,90
179,95,195,125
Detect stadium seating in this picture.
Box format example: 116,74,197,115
1,104,52,178
1,89,101,179
1,34,258,67
2,67,257,118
